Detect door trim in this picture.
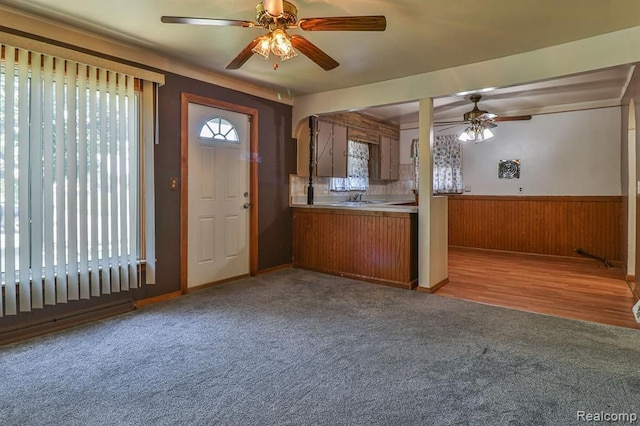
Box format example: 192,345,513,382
180,93,259,293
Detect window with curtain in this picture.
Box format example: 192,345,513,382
433,134,464,194
329,140,369,191
0,42,155,317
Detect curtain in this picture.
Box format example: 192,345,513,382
433,135,463,194
329,140,369,191
0,43,155,317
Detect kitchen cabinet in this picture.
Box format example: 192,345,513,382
369,136,399,180
316,120,347,178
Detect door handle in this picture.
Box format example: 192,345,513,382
243,202,251,209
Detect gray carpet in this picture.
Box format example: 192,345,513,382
1,268,639,426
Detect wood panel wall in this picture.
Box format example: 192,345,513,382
448,196,623,261
320,111,400,144
292,208,418,288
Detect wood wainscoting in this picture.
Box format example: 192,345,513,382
292,207,418,289
448,195,622,261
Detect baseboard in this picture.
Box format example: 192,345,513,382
185,274,250,293
449,246,623,267
627,274,636,283
134,291,182,309
294,266,416,290
256,263,293,275
0,299,134,347
416,278,449,294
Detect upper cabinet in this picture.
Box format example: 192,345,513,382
316,120,347,178
296,112,399,179
370,136,400,181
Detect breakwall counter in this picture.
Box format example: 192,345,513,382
292,203,418,289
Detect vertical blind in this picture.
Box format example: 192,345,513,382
0,43,153,316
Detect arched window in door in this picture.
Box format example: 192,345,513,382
199,117,240,144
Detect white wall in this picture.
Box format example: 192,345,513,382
447,107,621,196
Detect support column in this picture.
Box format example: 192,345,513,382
417,98,449,291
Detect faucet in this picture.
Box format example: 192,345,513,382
352,192,363,202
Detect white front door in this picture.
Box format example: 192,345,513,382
187,103,250,288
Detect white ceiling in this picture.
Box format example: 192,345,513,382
1,0,639,122
364,65,635,124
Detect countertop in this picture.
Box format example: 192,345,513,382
291,200,418,214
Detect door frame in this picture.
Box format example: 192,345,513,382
180,92,259,293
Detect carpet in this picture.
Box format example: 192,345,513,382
1,268,639,425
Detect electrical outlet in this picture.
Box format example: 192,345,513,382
633,300,640,324
518,187,524,193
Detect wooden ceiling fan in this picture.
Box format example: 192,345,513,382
161,0,386,70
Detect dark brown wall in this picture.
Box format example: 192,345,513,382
133,72,297,299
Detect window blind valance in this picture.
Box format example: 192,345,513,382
0,31,165,85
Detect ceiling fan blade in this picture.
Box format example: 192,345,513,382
263,0,284,17
434,120,467,126
437,124,466,132
478,112,497,121
298,16,386,31
226,36,262,69
161,16,256,27
289,35,339,70
493,115,532,122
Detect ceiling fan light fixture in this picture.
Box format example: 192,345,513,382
251,35,272,59
279,47,298,62
482,128,495,140
270,28,293,56
459,124,494,143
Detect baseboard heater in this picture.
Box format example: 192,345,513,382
0,299,134,346
574,248,611,268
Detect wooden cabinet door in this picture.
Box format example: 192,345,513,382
316,120,334,177
389,138,400,180
296,119,311,177
379,136,391,180
368,142,381,180
332,123,348,178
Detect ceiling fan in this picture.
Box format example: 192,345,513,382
161,0,386,70
434,94,532,142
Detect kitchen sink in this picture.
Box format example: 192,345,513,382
322,200,388,207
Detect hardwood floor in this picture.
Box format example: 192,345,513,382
436,247,640,330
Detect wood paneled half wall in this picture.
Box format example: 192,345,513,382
292,207,418,289
448,195,622,261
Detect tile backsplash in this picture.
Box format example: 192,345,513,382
290,164,416,202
